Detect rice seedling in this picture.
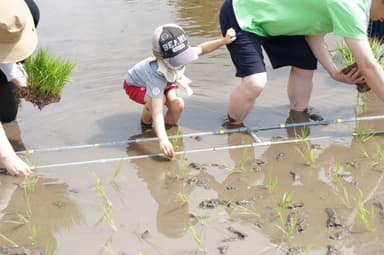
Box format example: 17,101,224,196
28,223,38,245
188,225,207,254
111,159,123,183
25,48,75,97
360,145,371,159
21,48,75,109
335,38,384,93
0,233,18,248
356,190,376,231
374,143,384,162
277,192,294,227
176,156,190,180
44,243,58,255
24,175,39,193
332,161,346,182
280,213,299,239
229,204,260,221
6,213,37,246
21,148,40,171
336,181,352,208
295,132,316,166
93,174,116,231
176,192,189,204
265,169,278,193
103,240,117,255
280,192,294,211
171,128,184,152
336,38,384,68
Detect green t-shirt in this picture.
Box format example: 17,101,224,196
233,0,368,39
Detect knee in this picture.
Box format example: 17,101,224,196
168,97,184,113
241,73,267,97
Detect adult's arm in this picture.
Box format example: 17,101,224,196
345,37,384,100
152,98,175,158
305,35,364,84
0,123,31,176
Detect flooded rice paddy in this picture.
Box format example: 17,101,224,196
1,0,384,254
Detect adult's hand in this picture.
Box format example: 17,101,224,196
332,65,366,85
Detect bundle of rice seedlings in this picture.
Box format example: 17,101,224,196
17,48,76,109
335,38,384,93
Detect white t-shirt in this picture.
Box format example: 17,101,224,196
0,63,26,82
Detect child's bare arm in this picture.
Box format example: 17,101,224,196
152,98,175,158
199,28,236,55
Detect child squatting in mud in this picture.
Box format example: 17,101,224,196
122,24,236,158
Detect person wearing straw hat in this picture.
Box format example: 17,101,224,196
123,24,236,158
219,0,384,127
0,0,39,176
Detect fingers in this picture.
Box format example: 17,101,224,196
225,27,237,43
2,155,32,176
340,67,366,84
160,140,175,159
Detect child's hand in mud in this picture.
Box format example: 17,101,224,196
224,28,236,44
159,139,175,159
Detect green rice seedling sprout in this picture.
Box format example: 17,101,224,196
24,48,75,98
332,161,348,182
336,181,352,208
20,148,40,171
44,243,58,255
277,192,294,227
374,143,384,162
275,214,298,240
335,38,384,94
188,225,207,254
28,223,38,245
280,192,293,211
171,128,184,152
295,135,316,166
176,156,190,180
103,240,117,255
357,190,376,231
229,204,260,222
23,185,33,217
6,212,37,246
336,38,384,67
176,192,189,204
360,145,370,159
285,213,299,239
93,174,116,231
0,233,18,248
265,169,278,193
111,159,123,182
24,175,39,193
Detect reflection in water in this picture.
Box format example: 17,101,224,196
127,128,195,238
0,176,84,251
168,0,223,37
0,121,83,251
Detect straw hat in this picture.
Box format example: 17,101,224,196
0,0,38,63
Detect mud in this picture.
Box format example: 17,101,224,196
14,87,60,110
1,0,384,254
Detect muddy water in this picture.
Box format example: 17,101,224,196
1,0,384,254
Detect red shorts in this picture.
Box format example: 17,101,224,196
123,80,178,105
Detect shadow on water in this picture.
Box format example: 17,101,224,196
2,0,384,254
